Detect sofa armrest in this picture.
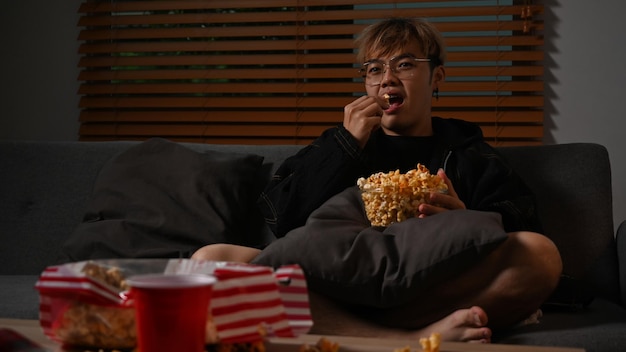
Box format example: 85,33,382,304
617,220,626,306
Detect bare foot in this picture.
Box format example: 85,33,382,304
307,293,491,343
414,306,492,343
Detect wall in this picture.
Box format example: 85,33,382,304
0,1,82,141
543,0,626,230
1,0,624,230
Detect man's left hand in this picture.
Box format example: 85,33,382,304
418,168,466,217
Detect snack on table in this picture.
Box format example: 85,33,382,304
357,164,447,227
37,259,311,351
393,346,412,352
297,336,438,352
299,337,340,352
54,301,137,349
50,262,135,349
207,340,266,352
49,262,219,349
419,332,441,352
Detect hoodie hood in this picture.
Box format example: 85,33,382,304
431,116,485,150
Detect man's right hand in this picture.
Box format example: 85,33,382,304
343,95,385,149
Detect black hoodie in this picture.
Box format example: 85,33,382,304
258,116,541,238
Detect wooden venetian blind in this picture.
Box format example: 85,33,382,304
77,0,544,146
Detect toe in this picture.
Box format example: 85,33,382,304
463,327,492,343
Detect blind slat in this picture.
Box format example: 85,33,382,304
78,4,541,24
80,110,544,124
78,37,543,54
77,63,542,81
78,54,543,69
79,96,544,109
79,0,539,13
78,81,543,95
78,50,542,73
79,21,542,41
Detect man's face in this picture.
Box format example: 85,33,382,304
364,43,443,136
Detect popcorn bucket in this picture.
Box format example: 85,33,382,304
358,164,448,227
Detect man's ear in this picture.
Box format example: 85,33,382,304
431,65,446,91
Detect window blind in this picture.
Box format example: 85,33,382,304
77,0,544,146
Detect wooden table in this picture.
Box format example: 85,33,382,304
0,318,585,352
0,318,60,351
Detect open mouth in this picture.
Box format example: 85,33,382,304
384,94,404,107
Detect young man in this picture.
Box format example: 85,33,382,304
192,17,562,343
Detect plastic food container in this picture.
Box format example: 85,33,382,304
35,259,311,350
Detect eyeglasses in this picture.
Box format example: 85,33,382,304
359,54,431,86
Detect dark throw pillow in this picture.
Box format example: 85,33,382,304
252,186,508,309
58,138,265,262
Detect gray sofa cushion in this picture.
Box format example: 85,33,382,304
495,299,626,352
499,143,619,304
58,138,266,262
0,275,40,319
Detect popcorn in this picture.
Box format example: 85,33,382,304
299,337,340,352
53,263,137,349
357,164,447,227
420,332,442,352
383,93,391,105
54,302,137,349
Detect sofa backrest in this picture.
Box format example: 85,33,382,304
498,143,619,303
181,142,304,176
0,140,304,275
1,141,137,275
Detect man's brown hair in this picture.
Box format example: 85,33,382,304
355,17,447,71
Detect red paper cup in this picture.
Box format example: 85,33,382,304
127,274,217,352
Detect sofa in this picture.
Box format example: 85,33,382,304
0,139,625,352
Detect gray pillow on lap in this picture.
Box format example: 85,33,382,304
252,186,508,308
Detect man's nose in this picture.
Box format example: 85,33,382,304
381,66,397,86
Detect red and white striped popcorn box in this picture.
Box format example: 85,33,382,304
35,259,312,348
